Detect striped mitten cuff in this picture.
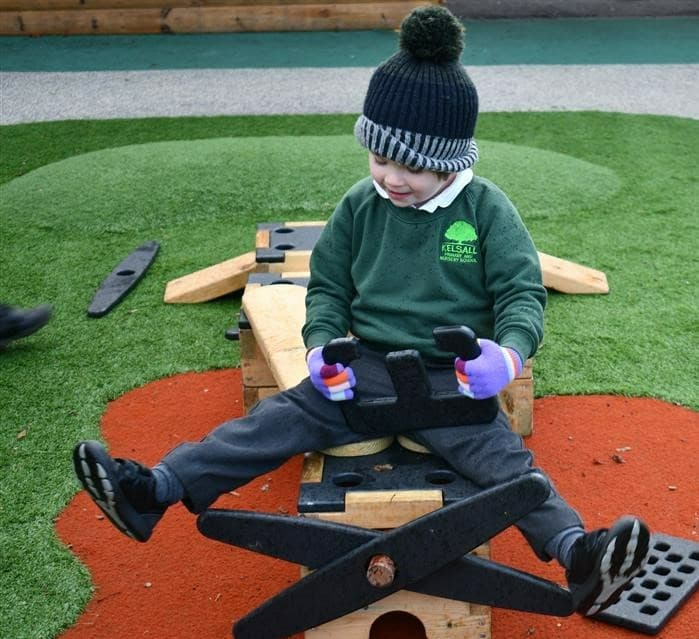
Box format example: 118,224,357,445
455,339,522,399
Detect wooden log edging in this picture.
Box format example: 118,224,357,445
0,0,439,36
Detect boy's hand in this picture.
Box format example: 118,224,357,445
455,339,522,399
306,346,356,401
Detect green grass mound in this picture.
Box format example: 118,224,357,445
0,112,696,639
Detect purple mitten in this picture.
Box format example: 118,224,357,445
455,339,522,399
306,346,356,401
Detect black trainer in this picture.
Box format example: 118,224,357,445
73,440,167,542
0,303,52,348
568,516,650,616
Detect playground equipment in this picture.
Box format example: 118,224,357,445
198,327,578,639
178,225,694,637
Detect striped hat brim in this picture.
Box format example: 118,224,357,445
354,115,479,173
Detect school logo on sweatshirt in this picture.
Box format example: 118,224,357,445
440,221,479,264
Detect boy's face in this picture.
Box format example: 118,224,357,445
369,154,453,208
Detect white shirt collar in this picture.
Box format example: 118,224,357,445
372,169,473,213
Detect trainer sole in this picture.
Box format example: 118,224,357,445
73,441,141,541
582,517,650,616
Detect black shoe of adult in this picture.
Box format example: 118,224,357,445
73,440,167,542
0,303,52,348
567,516,650,616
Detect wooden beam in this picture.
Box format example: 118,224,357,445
240,283,394,456
538,251,609,294
303,489,444,529
163,250,257,303
0,0,411,9
240,283,308,391
0,2,435,35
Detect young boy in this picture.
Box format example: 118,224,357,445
73,6,648,618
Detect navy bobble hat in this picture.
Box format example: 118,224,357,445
354,5,479,172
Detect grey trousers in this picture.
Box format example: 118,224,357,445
163,344,583,560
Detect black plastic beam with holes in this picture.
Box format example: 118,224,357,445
87,240,160,317
255,223,323,263
298,440,480,513
595,533,699,634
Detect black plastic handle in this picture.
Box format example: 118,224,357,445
433,325,481,360
322,337,360,367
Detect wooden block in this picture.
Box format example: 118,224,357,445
304,588,490,639
499,358,533,437
164,251,256,303
539,251,609,294
299,452,492,638
499,377,533,437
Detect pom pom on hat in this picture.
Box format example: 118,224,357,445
399,5,464,63
354,5,479,173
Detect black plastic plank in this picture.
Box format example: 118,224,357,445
298,440,481,513
595,533,699,634
87,240,159,318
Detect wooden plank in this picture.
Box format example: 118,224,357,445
259,246,609,292
241,283,308,391
284,220,327,227
1,8,159,34
0,0,408,9
241,283,393,456
256,220,608,295
539,251,609,294
304,489,444,529
163,251,256,303
0,2,434,35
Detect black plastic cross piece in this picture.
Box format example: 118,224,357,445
321,326,498,435
197,472,575,639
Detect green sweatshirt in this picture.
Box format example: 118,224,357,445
302,175,546,362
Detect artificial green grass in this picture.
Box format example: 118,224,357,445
0,112,697,639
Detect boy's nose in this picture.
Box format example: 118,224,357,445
384,169,406,186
